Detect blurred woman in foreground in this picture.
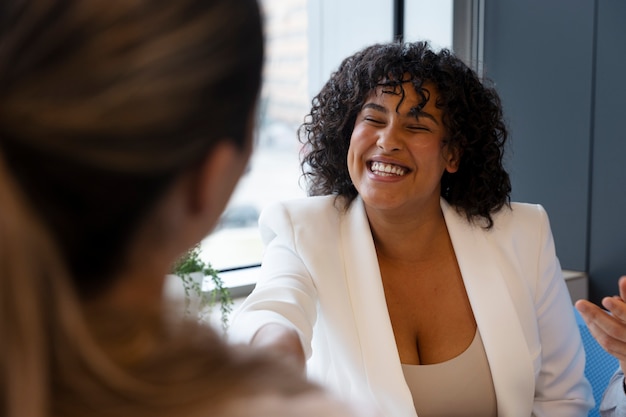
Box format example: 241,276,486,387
0,1,366,416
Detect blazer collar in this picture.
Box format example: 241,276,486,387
340,197,534,417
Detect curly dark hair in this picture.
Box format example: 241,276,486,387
299,41,511,228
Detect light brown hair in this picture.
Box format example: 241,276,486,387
0,1,322,416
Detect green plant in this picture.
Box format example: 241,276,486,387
171,244,233,332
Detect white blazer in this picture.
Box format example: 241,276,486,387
230,195,593,417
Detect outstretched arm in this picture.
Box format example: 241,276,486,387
251,323,306,373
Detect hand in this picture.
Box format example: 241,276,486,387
575,276,626,373
251,323,306,374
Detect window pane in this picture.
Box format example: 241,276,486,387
199,0,309,271
404,0,453,49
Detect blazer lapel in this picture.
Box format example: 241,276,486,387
442,199,534,417
338,197,535,416
340,197,418,417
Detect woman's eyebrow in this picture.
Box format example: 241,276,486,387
410,108,439,125
415,110,439,125
362,102,387,113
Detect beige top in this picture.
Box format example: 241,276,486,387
401,330,497,417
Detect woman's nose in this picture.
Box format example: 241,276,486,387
376,128,402,152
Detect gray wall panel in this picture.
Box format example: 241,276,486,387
589,0,626,301
483,0,594,273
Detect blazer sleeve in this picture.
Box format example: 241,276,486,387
530,205,594,416
228,201,318,359
600,369,626,417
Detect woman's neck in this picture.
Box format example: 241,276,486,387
366,199,449,264
88,267,168,313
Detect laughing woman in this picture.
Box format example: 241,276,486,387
230,41,593,417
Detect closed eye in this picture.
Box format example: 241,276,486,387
407,125,431,132
364,116,385,125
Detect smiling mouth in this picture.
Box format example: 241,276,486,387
370,161,408,176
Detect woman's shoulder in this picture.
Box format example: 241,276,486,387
260,195,345,222
493,202,549,225
257,195,347,244
269,194,340,210
483,202,552,243
444,199,549,232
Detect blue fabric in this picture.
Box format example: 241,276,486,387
574,308,620,417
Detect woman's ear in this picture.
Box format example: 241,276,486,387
444,144,462,174
187,140,251,233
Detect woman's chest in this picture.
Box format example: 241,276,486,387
379,257,477,365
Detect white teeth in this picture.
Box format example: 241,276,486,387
370,161,407,176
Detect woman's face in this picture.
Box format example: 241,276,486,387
347,83,458,215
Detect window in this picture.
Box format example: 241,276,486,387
198,0,311,273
